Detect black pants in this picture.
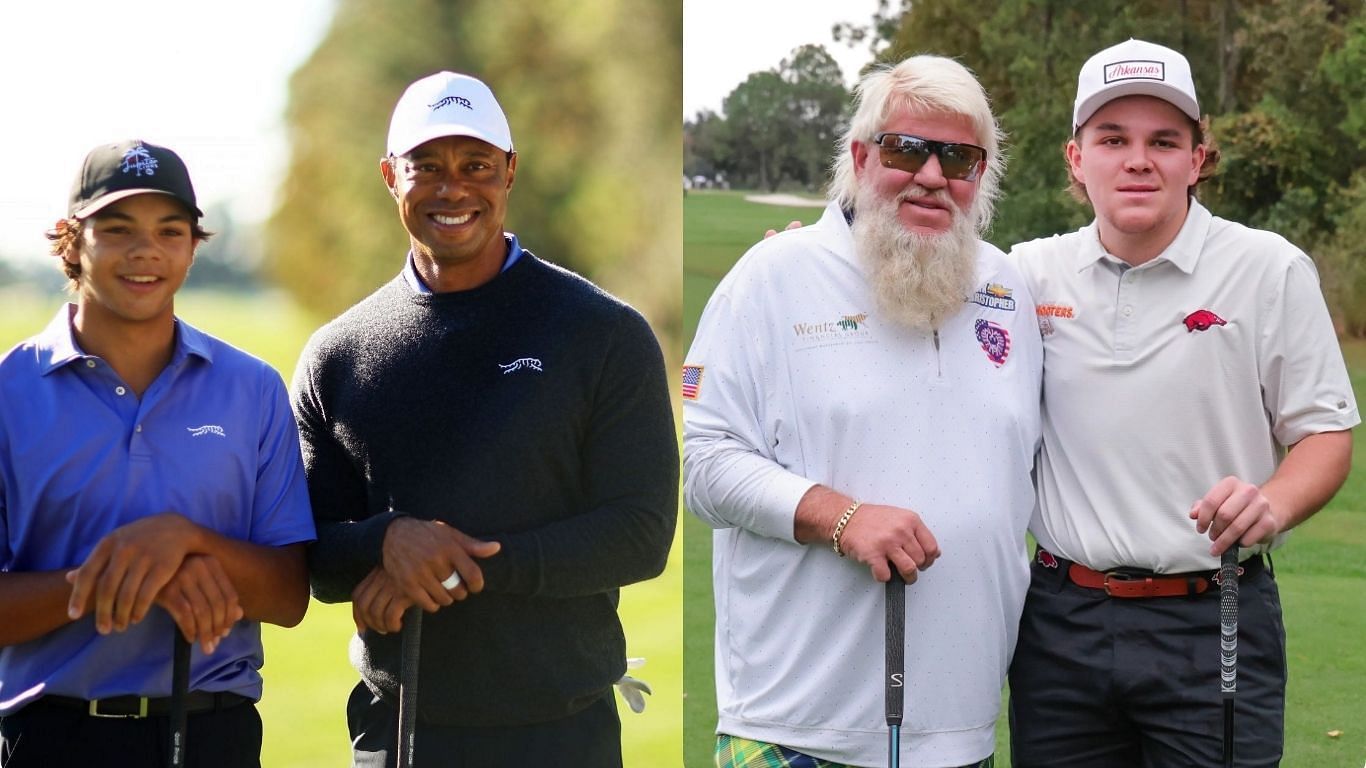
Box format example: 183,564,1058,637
347,681,623,767
0,698,261,768
1008,556,1286,767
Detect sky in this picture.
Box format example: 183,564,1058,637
683,0,884,119
0,1,333,266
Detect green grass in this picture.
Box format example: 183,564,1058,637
0,284,682,767
681,189,1366,768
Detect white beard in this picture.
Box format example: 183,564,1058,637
851,184,980,333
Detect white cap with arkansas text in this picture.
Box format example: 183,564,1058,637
386,71,513,157
1072,39,1200,132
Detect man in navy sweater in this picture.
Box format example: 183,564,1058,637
292,71,677,767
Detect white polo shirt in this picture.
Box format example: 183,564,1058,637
1013,200,1359,573
684,202,1042,767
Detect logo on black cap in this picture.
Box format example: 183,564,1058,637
120,144,160,177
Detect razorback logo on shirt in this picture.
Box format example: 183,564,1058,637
1183,309,1226,332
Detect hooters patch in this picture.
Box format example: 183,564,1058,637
974,319,1011,367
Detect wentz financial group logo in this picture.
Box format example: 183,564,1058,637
791,311,875,349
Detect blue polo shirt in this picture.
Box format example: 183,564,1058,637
0,306,315,714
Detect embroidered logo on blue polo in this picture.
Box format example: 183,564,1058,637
121,143,159,177
974,319,1011,367
970,283,1016,311
187,425,226,437
429,95,473,111
499,358,543,374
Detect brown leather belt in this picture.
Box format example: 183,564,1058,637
37,691,251,718
1041,549,1263,598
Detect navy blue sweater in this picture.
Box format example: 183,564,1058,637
292,252,678,726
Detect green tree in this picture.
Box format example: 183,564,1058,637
266,0,682,356
722,70,790,191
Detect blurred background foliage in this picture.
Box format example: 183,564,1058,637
269,0,682,357
684,0,1366,334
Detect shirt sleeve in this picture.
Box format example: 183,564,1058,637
681,283,816,543
291,342,402,603
1259,247,1361,446
246,371,317,547
478,308,679,597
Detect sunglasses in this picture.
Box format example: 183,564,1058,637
873,133,987,181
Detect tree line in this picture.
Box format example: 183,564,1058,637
685,0,1366,335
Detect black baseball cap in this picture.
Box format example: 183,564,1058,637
68,139,204,219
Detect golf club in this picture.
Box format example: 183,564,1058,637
168,631,190,768
1219,548,1239,768
398,605,423,768
885,571,906,768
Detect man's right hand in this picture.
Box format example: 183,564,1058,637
837,503,941,584
380,517,501,611
794,485,940,583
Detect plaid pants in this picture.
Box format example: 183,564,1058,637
716,734,994,768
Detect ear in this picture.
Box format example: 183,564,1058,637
851,140,871,180
505,152,517,192
1188,143,1206,186
1065,139,1085,185
379,157,399,199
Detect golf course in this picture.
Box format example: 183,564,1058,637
681,189,1366,768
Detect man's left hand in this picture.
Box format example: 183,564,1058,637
66,513,197,635
352,566,413,634
1189,475,1281,555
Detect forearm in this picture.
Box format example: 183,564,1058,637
1262,430,1353,531
792,484,856,545
191,529,310,627
307,513,402,603
0,571,75,646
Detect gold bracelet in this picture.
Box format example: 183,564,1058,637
831,501,863,557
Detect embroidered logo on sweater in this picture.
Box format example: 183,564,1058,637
1182,309,1226,332
681,365,703,400
974,319,1011,367
187,425,226,438
499,358,543,374
970,283,1016,311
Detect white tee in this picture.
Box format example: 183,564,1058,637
684,203,1042,767
1013,200,1359,573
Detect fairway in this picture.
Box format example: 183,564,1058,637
0,285,682,767
681,189,1366,768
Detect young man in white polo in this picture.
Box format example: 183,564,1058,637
1008,39,1358,767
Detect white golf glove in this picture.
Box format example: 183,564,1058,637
614,657,652,714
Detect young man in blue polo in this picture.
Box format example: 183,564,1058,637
0,140,316,767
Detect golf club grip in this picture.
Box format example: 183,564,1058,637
885,572,905,728
1219,549,1239,697
397,606,423,768
168,632,190,768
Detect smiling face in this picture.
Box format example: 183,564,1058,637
66,193,196,330
1068,95,1205,262
381,134,516,289
850,105,983,236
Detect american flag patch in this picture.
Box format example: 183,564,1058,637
681,365,704,400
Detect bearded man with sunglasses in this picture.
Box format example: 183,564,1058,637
1006,40,1357,767
684,56,1042,768
293,71,677,767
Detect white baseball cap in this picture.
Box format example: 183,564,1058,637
386,71,513,156
1073,39,1200,132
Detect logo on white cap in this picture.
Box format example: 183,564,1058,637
1104,60,1164,83
387,71,513,157
1073,39,1199,131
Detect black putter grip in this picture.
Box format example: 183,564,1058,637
397,607,423,768
885,572,905,727
168,632,190,768
1219,548,1239,697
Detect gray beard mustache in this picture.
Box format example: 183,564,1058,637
851,185,979,332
